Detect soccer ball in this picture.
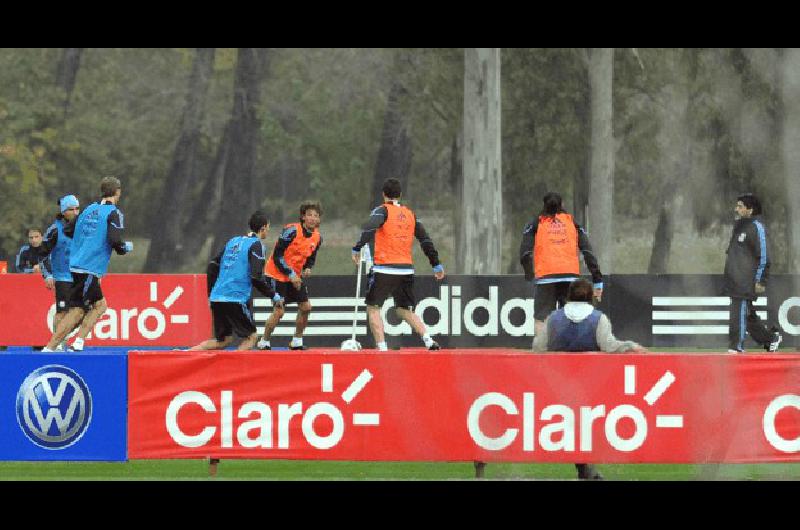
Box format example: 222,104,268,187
340,339,362,351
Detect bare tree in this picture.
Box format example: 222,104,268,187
587,48,614,272
459,48,502,274
144,48,215,272
55,48,83,118
370,80,412,207
209,48,270,257
781,48,800,271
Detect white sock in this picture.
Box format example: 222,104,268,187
377,341,388,351
291,337,303,347
72,337,84,350
257,338,270,349
422,334,434,347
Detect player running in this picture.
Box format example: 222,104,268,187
191,210,284,351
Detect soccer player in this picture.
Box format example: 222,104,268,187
39,195,81,351
519,192,603,337
15,228,46,273
42,177,133,352
723,193,782,352
191,210,284,351
257,201,322,351
351,178,445,351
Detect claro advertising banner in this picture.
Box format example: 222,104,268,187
0,351,127,461
128,350,800,463
2,274,799,349
0,274,211,346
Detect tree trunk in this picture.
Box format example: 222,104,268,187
587,48,614,272
144,48,215,273
781,48,800,272
370,80,412,208
210,48,270,257
459,48,502,274
182,123,232,260
55,48,83,118
648,50,697,274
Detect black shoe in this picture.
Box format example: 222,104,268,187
290,345,306,351
427,341,440,351
767,330,783,352
576,464,604,480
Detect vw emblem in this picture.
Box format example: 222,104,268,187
16,365,93,450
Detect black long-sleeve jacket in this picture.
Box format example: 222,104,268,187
723,215,770,300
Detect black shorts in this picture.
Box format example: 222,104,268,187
534,281,571,321
211,301,256,340
68,272,104,309
54,281,72,313
274,279,310,305
364,272,415,309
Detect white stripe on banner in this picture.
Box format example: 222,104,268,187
652,297,766,306
653,325,728,335
253,297,363,308
254,312,366,322
656,415,683,428
256,326,368,336
653,311,767,320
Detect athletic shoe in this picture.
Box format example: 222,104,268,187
576,464,604,480
427,341,440,351
54,343,64,352
767,330,783,352
727,349,743,353
67,343,83,352
290,345,306,351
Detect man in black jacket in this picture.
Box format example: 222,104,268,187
723,193,782,352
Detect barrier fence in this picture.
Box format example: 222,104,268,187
3,349,800,463
1,273,799,349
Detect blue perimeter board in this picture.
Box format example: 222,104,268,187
0,350,128,461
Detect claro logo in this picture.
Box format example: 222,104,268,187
165,365,379,450
763,394,800,453
467,366,683,453
47,281,189,340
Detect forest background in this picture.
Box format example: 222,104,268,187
1,48,798,276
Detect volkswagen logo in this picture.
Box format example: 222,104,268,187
16,365,93,450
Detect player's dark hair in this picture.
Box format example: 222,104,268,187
540,192,566,218
300,201,322,218
567,278,594,303
100,176,121,198
382,178,402,199
248,210,270,233
27,227,42,236
737,193,762,215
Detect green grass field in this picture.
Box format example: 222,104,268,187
2,460,800,481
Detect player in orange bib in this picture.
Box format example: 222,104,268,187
352,178,445,351
519,192,603,339
257,201,323,350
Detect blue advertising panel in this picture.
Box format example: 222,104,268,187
0,350,127,461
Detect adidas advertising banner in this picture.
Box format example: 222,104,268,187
128,350,800,463
1,274,798,349
0,352,127,461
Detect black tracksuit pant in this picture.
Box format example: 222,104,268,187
729,297,773,351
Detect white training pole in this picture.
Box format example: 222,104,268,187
350,248,364,342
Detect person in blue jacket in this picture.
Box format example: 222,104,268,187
39,195,81,350
43,177,132,352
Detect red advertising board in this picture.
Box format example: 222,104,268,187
128,350,800,463
0,274,211,346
